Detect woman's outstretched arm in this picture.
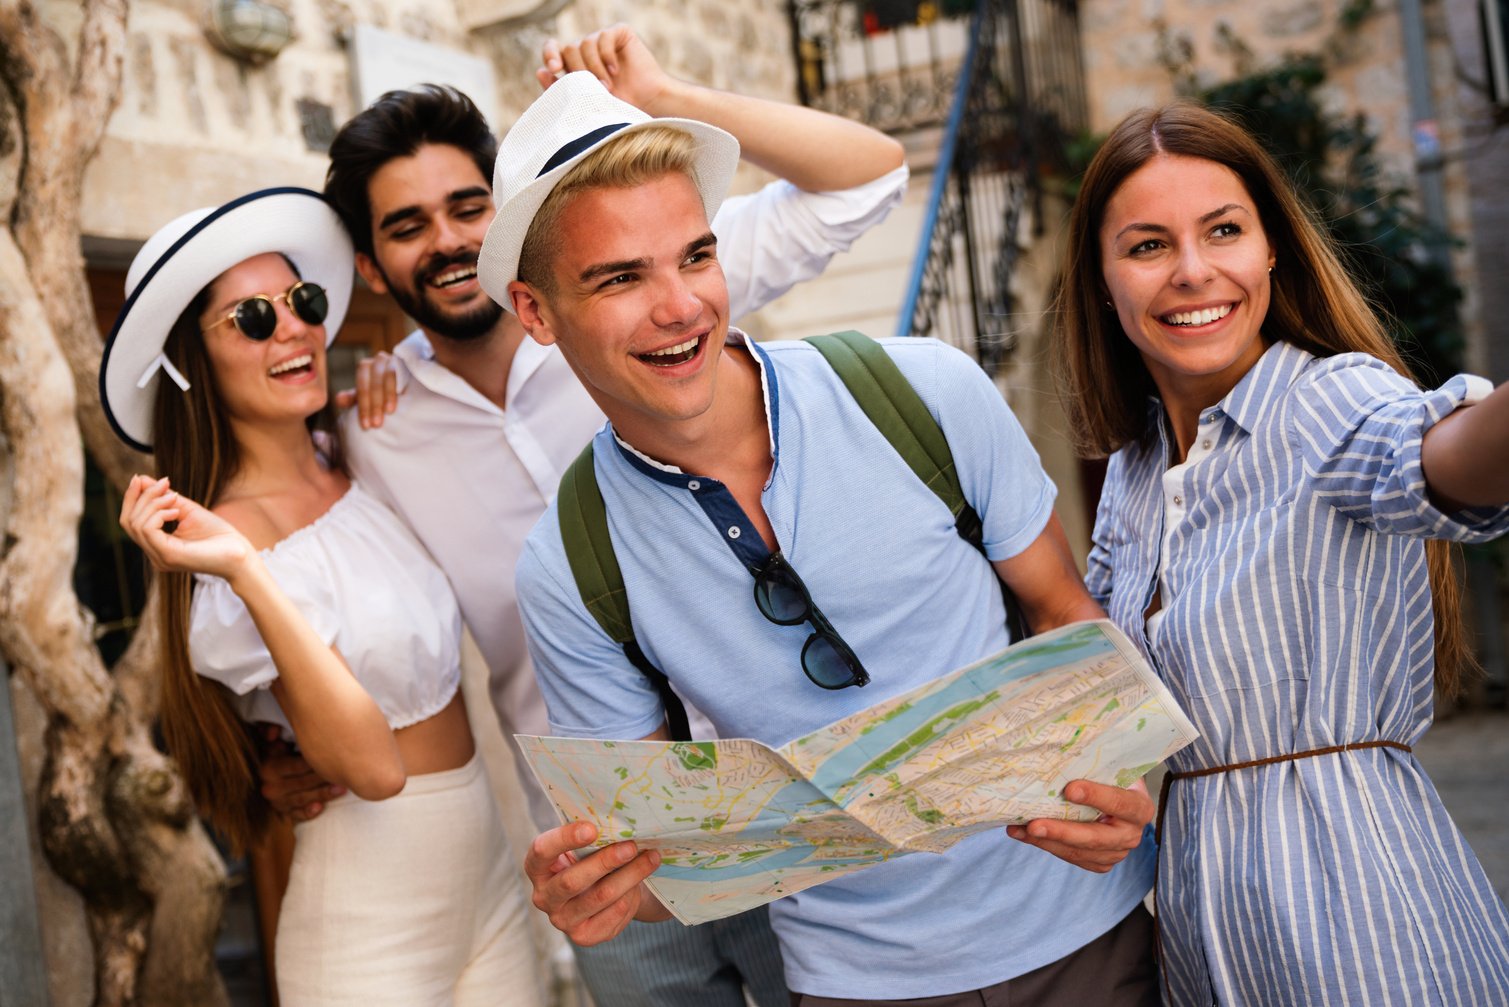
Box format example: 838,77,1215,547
1422,382,1509,511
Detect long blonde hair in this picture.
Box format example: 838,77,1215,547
1051,99,1471,695
151,266,346,853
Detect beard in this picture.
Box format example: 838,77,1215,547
382,250,504,343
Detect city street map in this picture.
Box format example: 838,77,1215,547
517,620,1198,925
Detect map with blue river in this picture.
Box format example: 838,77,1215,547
518,620,1198,924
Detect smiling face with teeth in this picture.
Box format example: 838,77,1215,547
198,253,329,431
512,171,731,448
1100,153,1276,418
356,143,503,343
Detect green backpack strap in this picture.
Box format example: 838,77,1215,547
557,442,692,741
803,330,981,544
803,330,1026,639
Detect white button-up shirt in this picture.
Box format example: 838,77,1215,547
342,168,907,827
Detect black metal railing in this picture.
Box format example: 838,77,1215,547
896,0,1086,369
787,0,977,133
788,0,1084,372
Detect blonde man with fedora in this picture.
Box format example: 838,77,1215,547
493,73,1164,1007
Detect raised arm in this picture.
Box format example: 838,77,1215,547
1422,381,1509,511
120,475,406,801
539,24,904,191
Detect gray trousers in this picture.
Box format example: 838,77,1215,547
573,904,788,1007
789,906,1158,1007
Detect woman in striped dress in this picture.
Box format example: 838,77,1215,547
1050,100,1509,1005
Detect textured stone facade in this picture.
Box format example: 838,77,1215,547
69,0,800,245
1081,0,1418,162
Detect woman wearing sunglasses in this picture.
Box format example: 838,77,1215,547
100,188,545,1005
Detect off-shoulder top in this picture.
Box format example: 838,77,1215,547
187,482,463,740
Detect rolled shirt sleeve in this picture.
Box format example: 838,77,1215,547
1290,353,1509,541
713,166,908,320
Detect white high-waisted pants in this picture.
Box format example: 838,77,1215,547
276,753,546,1006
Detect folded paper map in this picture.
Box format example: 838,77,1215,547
517,619,1198,925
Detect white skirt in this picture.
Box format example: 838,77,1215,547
276,753,546,1006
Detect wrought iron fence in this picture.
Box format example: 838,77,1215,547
896,0,1086,369
788,0,1085,372
787,0,977,132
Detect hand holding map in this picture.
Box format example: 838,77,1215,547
518,620,1197,925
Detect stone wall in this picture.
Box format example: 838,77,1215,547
70,0,802,246
1080,0,1418,165
74,0,391,241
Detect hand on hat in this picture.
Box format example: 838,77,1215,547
537,24,673,117
119,474,256,581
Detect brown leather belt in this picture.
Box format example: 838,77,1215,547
1154,739,1413,844
1151,738,1413,1000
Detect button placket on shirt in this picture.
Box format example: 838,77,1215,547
677,474,768,569
1167,427,1218,524
1154,416,1221,632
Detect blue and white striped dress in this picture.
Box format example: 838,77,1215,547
1088,340,1509,1006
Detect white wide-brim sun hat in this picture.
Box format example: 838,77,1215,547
477,70,740,312
99,187,355,453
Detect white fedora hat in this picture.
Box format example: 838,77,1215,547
99,187,355,453
477,71,740,312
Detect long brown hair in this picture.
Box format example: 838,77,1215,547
1050,99,1471,696
151,263,346,853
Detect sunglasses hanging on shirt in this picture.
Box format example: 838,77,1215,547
751,551,870,690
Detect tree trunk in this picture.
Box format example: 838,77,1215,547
0,1,231,1003
4,0,139,490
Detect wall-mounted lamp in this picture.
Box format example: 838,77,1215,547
205,0,294,64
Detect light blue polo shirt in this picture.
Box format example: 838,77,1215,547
517,332,1155,999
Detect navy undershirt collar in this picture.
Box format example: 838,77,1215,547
611,333,780,570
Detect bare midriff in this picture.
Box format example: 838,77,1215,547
394,691,476,776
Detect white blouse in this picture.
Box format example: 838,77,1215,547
1144,424,1220,642
188,482,463,739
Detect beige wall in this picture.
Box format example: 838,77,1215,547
1081,0,1417,170
73,0,365,238
71,0,803,244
